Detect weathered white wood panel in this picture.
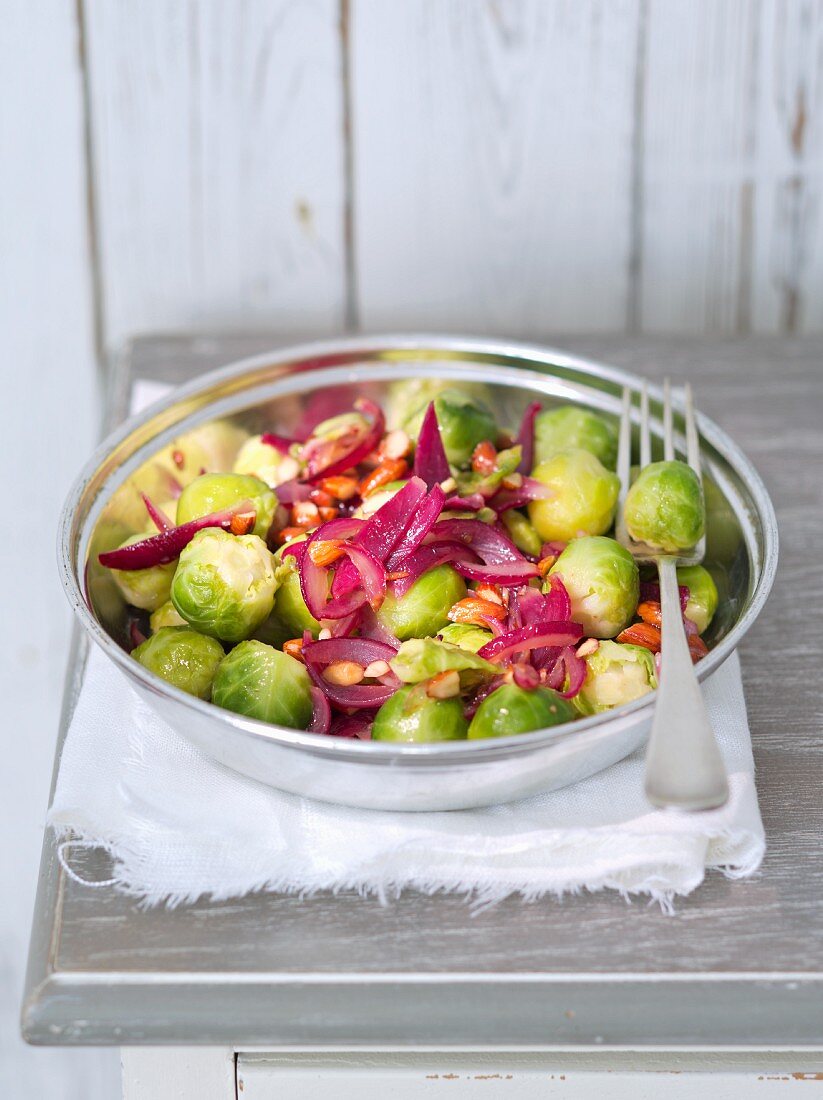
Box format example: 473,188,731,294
751,0,823,333
0,4,119,1098
638,1,761,333
83,0,347,347
351,0,641,334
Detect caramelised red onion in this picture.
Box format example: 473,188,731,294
299,521,385,621
98,501,256,570
512,663,541,690
384,484,445,570
515,401,541,474
429,518,523,564
260,432,299,455
271,477,314,504
141,493,174,533
453,559,539,586
308,687,332,733
478,621,582,664
517,575,571,624
546,645,587,698
489,477,552,512
304,398,385,482
443,493,488,512
640,580,690,612
329,714,373,740
388,540,479,598
302,636,399,710
413,401,450,489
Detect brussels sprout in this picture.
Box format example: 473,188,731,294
623,460,704,552
501,509,543,557
233,434,299,489
548,536,639,639
154,421,248,486
405,388,497,467
467,683,576,739
676,564,719,634
212,640,313,728
255,541,321,646
437,622,494,653
533,405,618,470
376,564,467,641
574,640,657,716
390,637,497,689
456,445,521,498
149,599,187,632
386,379,493,431
372,683,468,743
176,472,276,540
110,534,176,611
171,528,278,642
132,626,225,699
528,449,620,542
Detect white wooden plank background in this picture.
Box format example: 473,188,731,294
0,4,121,1098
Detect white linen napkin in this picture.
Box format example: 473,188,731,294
47,379,764,910
49,643,764,911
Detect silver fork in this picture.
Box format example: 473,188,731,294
615,381,729,811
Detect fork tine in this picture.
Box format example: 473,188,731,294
684,382,701,481
662,378,675,461
639,382,651,468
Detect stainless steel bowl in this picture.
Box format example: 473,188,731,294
59,336,778,811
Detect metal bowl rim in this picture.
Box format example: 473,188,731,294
58,333,779,765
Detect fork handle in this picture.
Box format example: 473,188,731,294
644,557,729,810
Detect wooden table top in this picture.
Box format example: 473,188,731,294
22,333,823,1048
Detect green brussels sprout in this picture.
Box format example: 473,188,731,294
467,683,576,739
405,388,497,467
233,434,299,489
110,534,176,611
574,640,657,716
501,509,543,557
176,472,276,540
676,564,719,634
154,421,249,486
390,637,497,689
376,564,467,641
533,405,618,470
386,379,493,431
212,640,313,728
132,626,225,699
255,541,321,646
548,536,639,639
171,528,277,642
528,449,620,542
437,622,494,653
149,599,187,632
623,460,704,552
372,683,468,743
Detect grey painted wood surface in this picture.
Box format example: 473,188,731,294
56,1,823,341
22,333,823,1049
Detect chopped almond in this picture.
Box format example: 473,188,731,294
474,583,504,606
309,487,334,508
229,511,256,535
501,472,523,490
439,476,457,493
318,475,360,501
323,660,365,686
637,600,663,628
283,638,305,662
291,501,320,528
471,441,498,475
276,525,307,545
307,538,345,567
426,669,461,699
318,506,339,522
616,622,661,653
537,555,558,577
688,634,709,663
576,638,599,658
359,457,408,497
448,596,507,627
380,429,411,461
363,659,390,679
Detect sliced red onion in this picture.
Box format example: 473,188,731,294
260,432,299,455
128,619,147,651
547,645,587,698
303,637,399,709
515,401,542,474
98,502,256,570
272,477,314,504
443,493,487,512
388,540,479,598
453,559,539,585
489,477,553,512
518,575,572,624
304,397,385,482
329,714,373,740
141,493,174,533
512,663,541,690
478,621,583,664
430,518,524,564
358,606,402,648
413,401,450,489
308,687,332,733
463,674,506,719
299,539,385,621
639,580,690,613
540,540,568,560
384,484,445,570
